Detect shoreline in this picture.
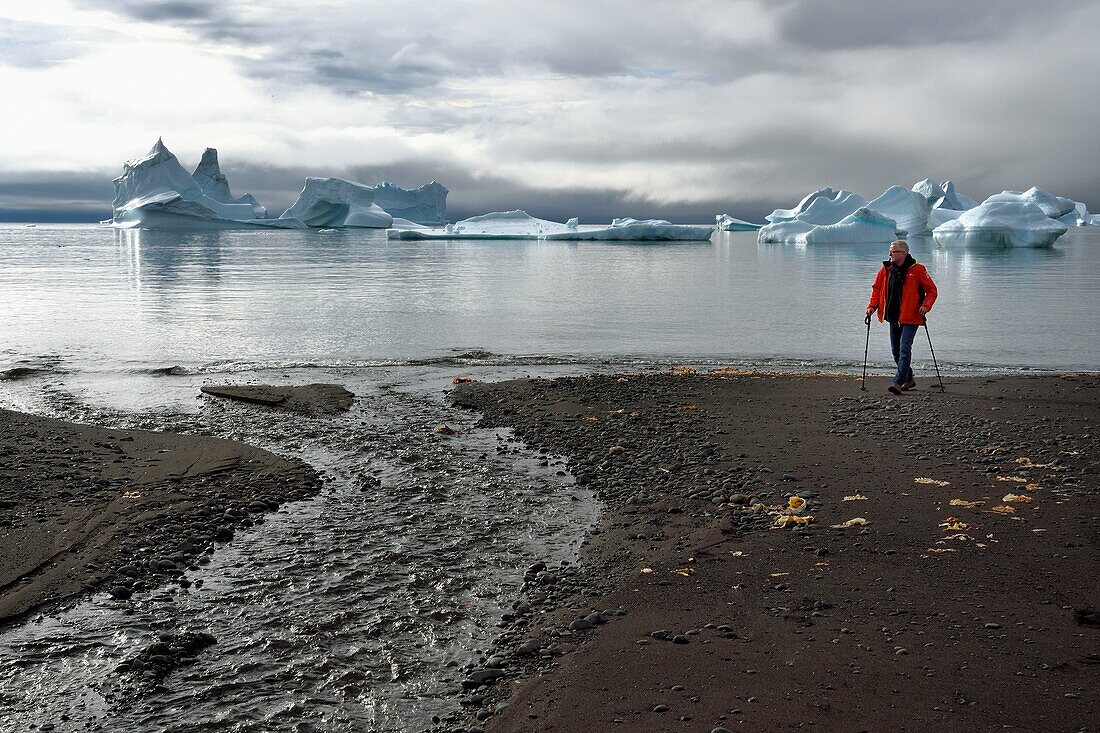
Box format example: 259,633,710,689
449,370,1099,732
0,404,323,630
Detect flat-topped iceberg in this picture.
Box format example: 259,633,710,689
866,186,931,236
541,218,714,241
388,211,713,241
280,177,393,228
370,181,448,225
111,139,303,229
758,207,902,244
716,214,762,231
984,187,1075,219
933,201,1068,248
387,210,574,240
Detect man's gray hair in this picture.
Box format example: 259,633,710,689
890,240,910,252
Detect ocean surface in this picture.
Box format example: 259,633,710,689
1,223,1098,375
0,223,1098,732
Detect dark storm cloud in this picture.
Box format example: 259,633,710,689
76,1,793,97
0,171,114,221
775,0,1097,50
112,0,218,22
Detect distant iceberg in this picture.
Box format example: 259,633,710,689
716,214,762,231
280,177,393,228
866,186,931,236
541,218,714,241
387,211,713,241
766,187,837,222
370,181,448,226
110,139,304,230
387,210,573,240
933,201,1068,248
1058,201,1091,227
984,187,1075,219
912,178,946,204
934,180,978,211
782,190,868,226
758,207,902,244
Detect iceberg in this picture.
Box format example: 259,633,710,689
792,190,868,225
766,187,837,223
280,177,394,228
912,178,946,203
758,207,902,244
866,186,931,236
933,201,1068,248
716,214,762,231
928,208,964,228
1060,201,1091,227
934,180,978,211
983,187,1075,218
387,210,574,239
111,139,304,230
370,181,448,226
387,211,713,241
191,148,268,219
540,218,714,241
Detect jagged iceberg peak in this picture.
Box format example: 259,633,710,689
110,138,300,230
191,147,267,218
192,148,230,193
113,137,205,211
935,180,979,211
911,178,946,203
280,177,394,228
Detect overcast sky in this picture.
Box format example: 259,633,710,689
1,0,1099,222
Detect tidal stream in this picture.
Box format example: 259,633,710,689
0,366,599,732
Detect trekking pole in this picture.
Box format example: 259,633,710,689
860,313,871,391
922,316,945,392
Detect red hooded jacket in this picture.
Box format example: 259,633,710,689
867,255,938,326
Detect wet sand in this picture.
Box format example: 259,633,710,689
0,406,322,629
451,371,1099,733
199,383,355,414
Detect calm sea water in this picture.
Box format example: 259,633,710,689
1,223,1098,373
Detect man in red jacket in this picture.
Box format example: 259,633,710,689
865,240,938,395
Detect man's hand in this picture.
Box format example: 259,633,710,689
865,306,874,317
919,306,929,316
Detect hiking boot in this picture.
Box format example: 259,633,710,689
900,379,917,391
887,384,902,395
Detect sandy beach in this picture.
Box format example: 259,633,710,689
449,370,1099,732
1,372,1097,732
0,389,335,629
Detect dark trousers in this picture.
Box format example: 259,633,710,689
889,322,918,385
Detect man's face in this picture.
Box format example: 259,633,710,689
888,246,906,264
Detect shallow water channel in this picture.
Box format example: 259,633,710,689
0,366,599,732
